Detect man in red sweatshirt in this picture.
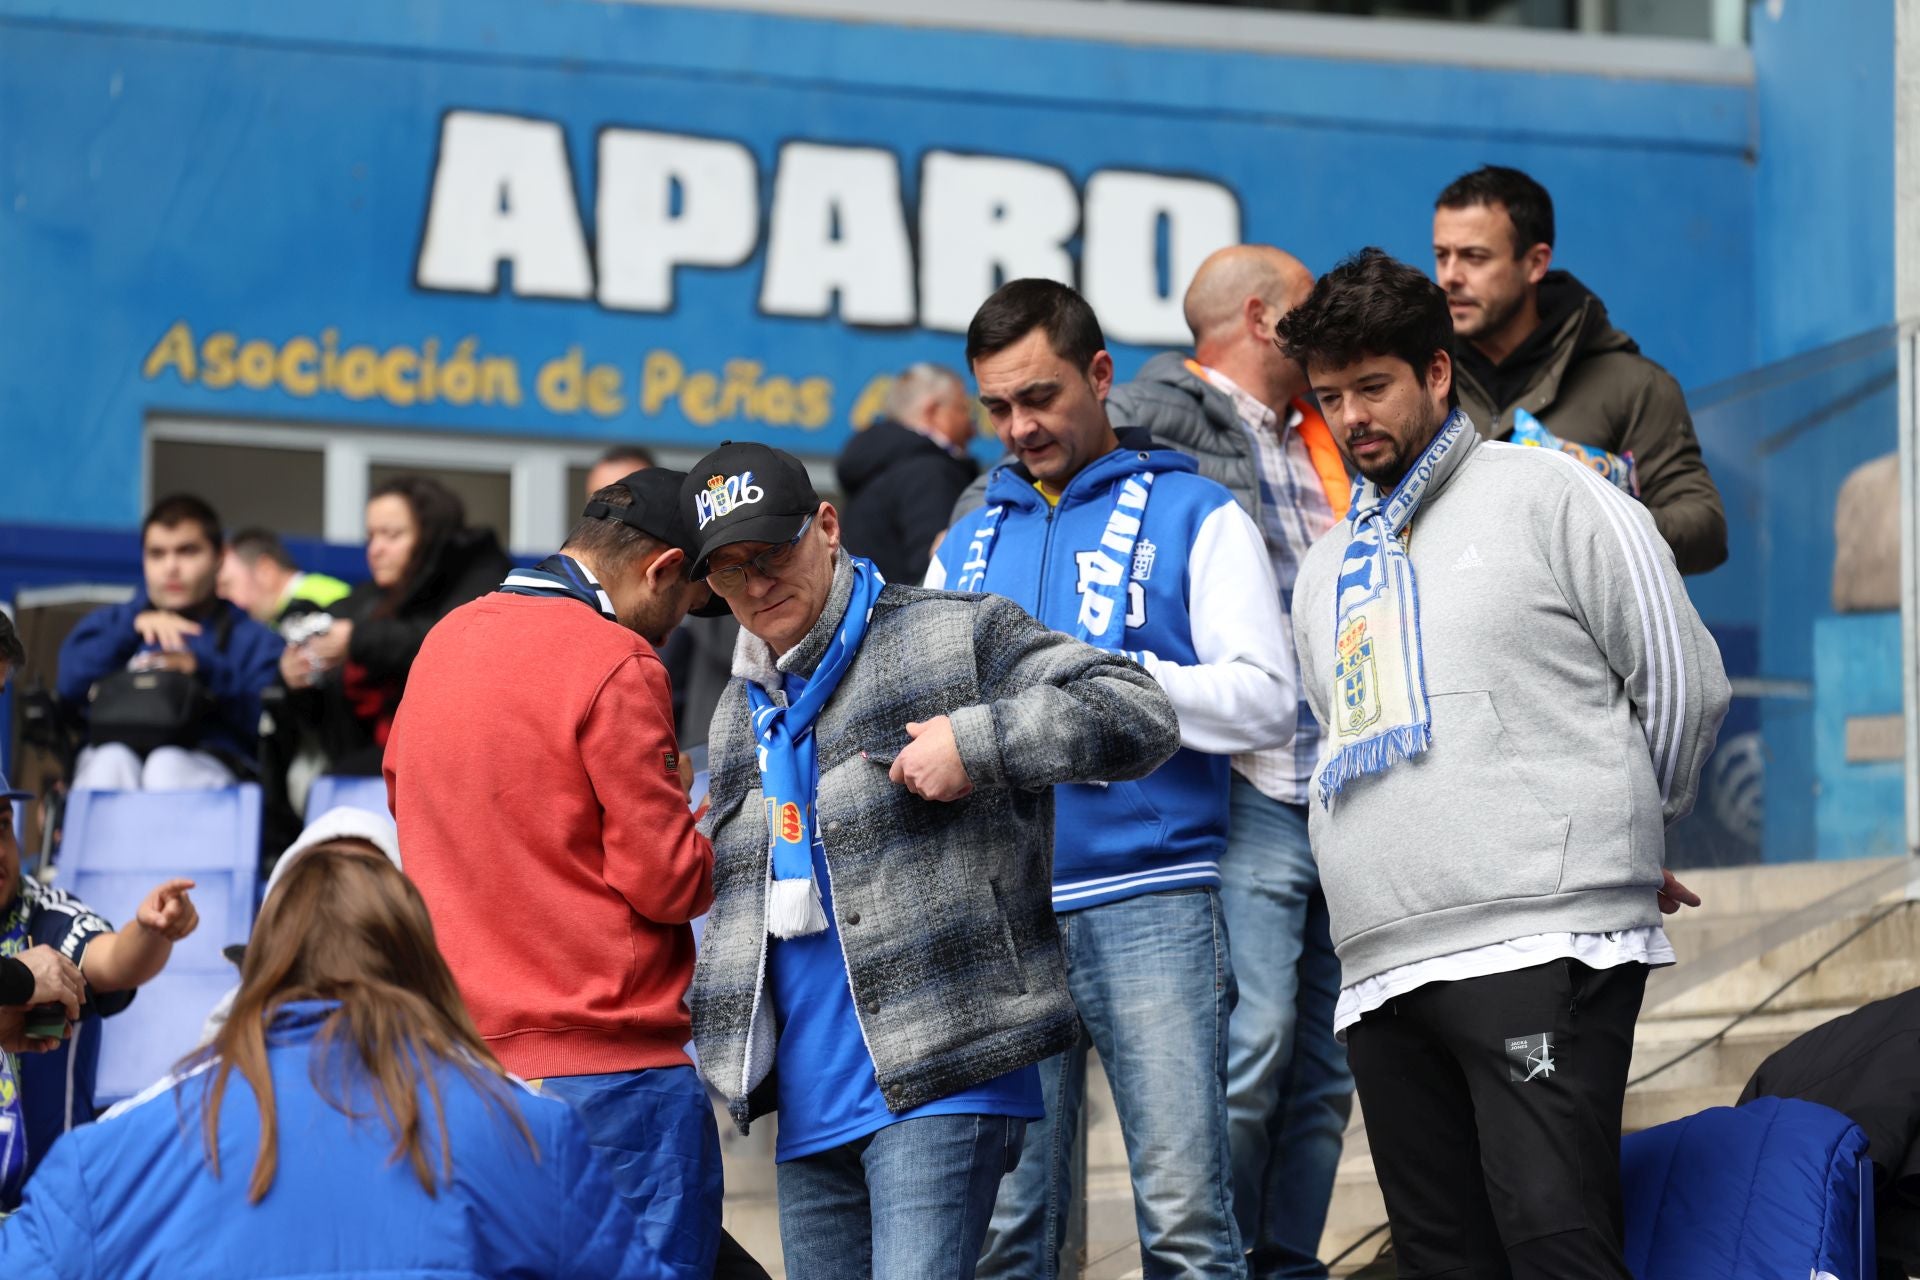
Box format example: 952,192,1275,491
386,469,720,1280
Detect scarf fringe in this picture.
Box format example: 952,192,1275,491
767,875,829,939
1316,722,1432,805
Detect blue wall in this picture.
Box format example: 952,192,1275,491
0,0,1756,530
7,0,1907,864
1749,0,1897,363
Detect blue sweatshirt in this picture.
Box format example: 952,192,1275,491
57,595,284,759
928,439,1297,911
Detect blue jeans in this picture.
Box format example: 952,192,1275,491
977,887,1245,1280
776,1113,1027,1280
1219,779,1354,1279
537,1065,723,1280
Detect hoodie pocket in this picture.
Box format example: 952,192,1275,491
1316,690,1569,946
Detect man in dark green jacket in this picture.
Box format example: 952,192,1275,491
1432,165,1727,575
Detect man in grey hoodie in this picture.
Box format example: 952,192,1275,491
1281,249,1729,1280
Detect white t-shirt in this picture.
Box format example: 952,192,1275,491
1334,926,1675,1039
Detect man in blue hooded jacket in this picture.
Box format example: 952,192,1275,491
59,494,282,791
930,279,1297,1280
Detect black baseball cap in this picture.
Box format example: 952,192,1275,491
679,442,820,579
586,467,733,618
583,468,693,551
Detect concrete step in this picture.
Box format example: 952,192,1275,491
1322,1143,1390,1276
1624,1003,1856,1096
1658,857,1906,919
1651,904,1920,1018
716,1101,785,1277
1647,857,1911,1018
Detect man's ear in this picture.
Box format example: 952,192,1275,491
1523,241,1553,287
1243,294,1268,342
817,501,842,553
646,546,688,589
1428,347,1454,406
1087,350,1115,402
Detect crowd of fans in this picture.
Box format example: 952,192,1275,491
9,162,1901,1280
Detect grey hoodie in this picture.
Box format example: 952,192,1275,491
1292,427,1730,986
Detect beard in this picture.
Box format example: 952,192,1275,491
1357,400,1449,489
618,594,680,644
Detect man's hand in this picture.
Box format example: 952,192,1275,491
1657,868,1701,915
279,643,317,690
0,1007,61,1055
677,751,696,802
137,879,200,942
144,649,198,676
15,944,82,1021
886,717,974,802
305,620,353,669
134,610,202,652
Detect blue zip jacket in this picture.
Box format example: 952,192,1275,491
57,595,283,759
933,439,1285,911
0,1002,666,1279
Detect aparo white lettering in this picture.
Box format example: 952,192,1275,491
414,111,1241,346
694,470,767,529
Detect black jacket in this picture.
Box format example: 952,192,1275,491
835,420,979,585
291,526,512,772
1741,986,1920,1273
340,526,512,680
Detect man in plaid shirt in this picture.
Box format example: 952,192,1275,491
1107,245,1353,1279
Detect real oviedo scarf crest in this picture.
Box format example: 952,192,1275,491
1318,410,1470,805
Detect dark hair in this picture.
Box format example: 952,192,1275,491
1275,248,1454,393
227,527,297,572
1435,165,1555,255
965,278,1106,372
562,482,673,573
595,443,656,469
143,494,222,551
0,610,23,670
369,475,465,598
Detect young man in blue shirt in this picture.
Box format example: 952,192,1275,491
58,495,282,791
929,278,1298,1280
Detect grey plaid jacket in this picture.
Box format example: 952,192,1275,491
690,552,1179,1132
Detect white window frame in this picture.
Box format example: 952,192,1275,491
143,416,714,552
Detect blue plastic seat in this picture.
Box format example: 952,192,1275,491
57,785,262,1108
304,774,391,822
1621,1096,1874,1280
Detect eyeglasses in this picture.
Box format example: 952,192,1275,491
705,515,814,596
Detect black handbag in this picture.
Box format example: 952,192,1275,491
87,668,215,754
86,609,233,754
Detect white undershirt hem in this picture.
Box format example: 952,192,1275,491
1334,926,1675,1040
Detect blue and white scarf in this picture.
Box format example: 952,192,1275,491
1318,410,1469,803
953,470,1155,652
498,555,618,621
749,557,886,939
0,904,31,1205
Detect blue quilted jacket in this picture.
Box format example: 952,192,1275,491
0,1002,665,1278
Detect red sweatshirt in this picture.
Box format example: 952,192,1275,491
384,593,713,1079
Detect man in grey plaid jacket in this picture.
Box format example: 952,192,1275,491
682,441,1178,1280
